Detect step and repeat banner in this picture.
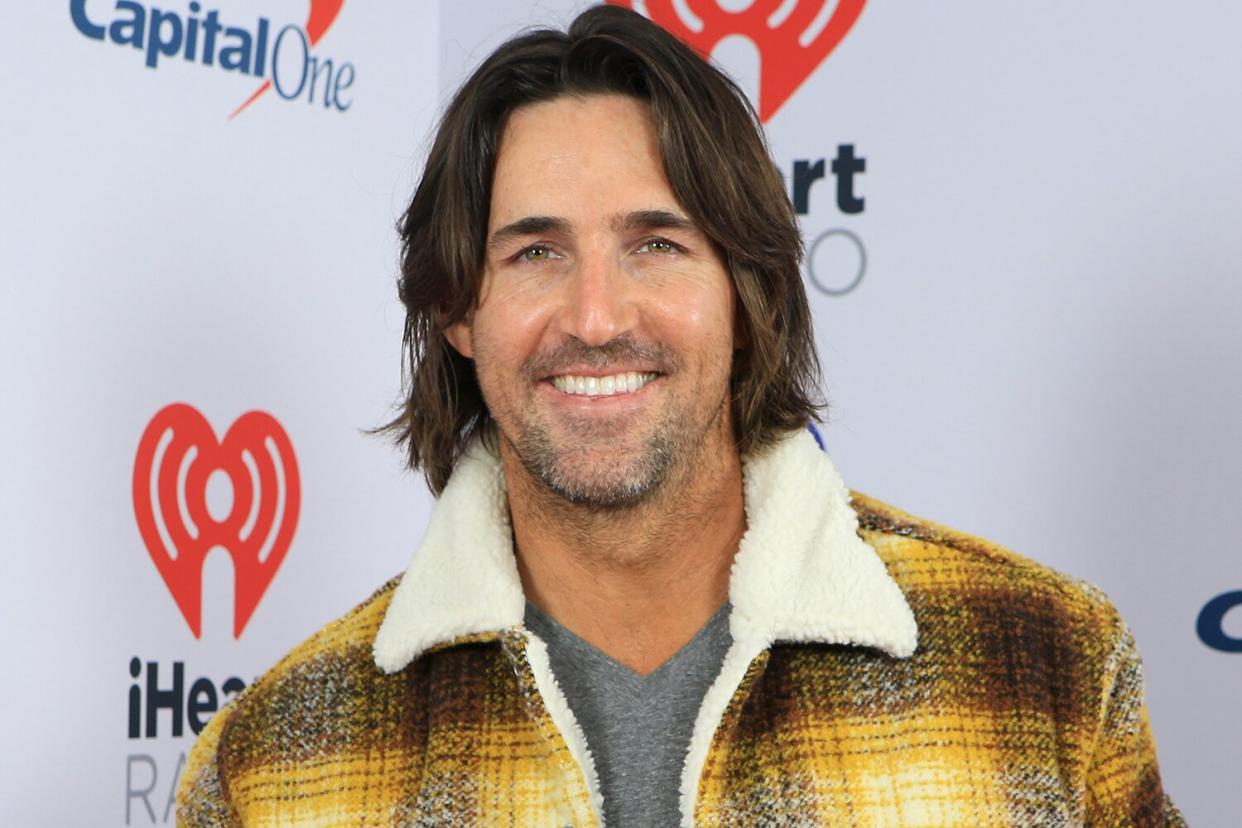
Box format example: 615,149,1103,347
2,1,439,824
3,1,1239,825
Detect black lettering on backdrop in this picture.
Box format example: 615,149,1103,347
146,661,185,738
1198,591,1242,652
783,145,869,297
787,145,867,217
831,144,866,214
792,159,825,214
128,659,246,738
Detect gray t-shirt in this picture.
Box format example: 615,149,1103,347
524,601,733,827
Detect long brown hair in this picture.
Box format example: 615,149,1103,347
381,4,824,495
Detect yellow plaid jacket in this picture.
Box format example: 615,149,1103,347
178,430,1184,826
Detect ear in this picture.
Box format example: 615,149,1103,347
444,319,475,359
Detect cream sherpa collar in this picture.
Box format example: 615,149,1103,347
373,428,917,673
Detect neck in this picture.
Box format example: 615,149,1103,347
502,429,745,675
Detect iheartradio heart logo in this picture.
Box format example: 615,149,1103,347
610,0,866,122
133,403,300,638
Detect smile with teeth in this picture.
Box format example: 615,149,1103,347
550,371,658,397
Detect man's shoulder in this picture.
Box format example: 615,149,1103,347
189,578,404,768
176,576,417,824
250,574,402,691
850,492,1123,635
238,573,403,707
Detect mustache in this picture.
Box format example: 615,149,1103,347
524,334,676,378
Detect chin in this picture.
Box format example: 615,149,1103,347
523,439,677,509
542,470,662,509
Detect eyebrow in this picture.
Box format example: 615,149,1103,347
486,209,700,253
487,215,571,252
610,209,698,234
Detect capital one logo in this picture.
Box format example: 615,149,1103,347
609,0,866,121
133,403,299,638
70,0,354,118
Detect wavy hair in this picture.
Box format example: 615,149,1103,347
379,4,824,495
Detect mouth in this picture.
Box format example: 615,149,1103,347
547,371,660,398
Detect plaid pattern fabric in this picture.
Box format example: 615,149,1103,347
693,494,1183,827
178,493,1184,826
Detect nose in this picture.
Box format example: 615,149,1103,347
555,247,637,347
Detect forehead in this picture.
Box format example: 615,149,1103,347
489,94,680,226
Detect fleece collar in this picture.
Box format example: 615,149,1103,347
373,428,918,673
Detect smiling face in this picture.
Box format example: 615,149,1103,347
446,94,738,507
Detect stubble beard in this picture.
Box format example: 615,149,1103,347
488,333,726,510
513,409,684,509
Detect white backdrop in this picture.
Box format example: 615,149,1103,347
3,1,1239,825
2,2,439,823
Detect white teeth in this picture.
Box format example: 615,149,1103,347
551,372,658,397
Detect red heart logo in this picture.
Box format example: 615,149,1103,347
132,404,300,638
609,0,866,122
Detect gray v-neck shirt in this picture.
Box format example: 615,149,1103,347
524,602,733,828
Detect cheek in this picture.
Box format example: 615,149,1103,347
470,297,551,380
648,280,736,354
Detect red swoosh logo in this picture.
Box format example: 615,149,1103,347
229,0,346,120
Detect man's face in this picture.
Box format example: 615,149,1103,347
447,94,738,507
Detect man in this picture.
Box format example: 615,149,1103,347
178,6,1183,826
